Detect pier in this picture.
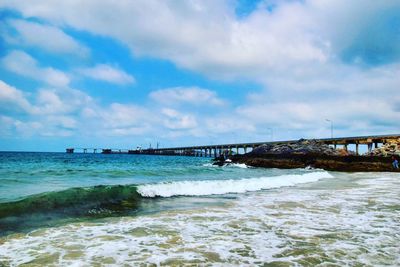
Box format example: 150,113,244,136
66,134,400,157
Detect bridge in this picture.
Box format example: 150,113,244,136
66,134,400,157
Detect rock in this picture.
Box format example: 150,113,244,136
368,139,400,157
250,139,341,156
230,154,398,172
226,138,399,172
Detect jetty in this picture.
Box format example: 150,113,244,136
66,134,400,157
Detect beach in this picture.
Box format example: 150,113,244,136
0,152,399,266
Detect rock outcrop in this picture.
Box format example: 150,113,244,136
215,139,399,172
232,154,395,172
368,139,400,157
249,139,340,156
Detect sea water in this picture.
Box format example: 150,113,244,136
0,152,399,266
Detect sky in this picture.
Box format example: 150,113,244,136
0,0,399,152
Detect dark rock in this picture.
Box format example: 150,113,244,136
250,139,340,156
230,153,399,172
227,138,400,172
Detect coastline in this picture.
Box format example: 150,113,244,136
213,138,400,172
229,154,399,172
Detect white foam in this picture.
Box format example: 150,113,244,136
137,171,333,197
1,172,400,266
227,163,248,168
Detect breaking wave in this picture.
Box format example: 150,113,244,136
137,171,333,197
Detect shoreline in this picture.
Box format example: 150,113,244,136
223,154,399,172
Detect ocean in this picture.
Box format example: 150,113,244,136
0,152,399,266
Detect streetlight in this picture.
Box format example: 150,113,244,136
325,119,333,138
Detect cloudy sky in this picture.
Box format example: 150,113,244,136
0,0,399,151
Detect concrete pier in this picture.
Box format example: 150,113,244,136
66,134,400,157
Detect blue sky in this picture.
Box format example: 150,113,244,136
0,0,399,151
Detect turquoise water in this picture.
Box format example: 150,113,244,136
0,152,289,202
0,152,399,265
0,152,298,234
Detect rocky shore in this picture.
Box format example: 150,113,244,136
215,139,400,172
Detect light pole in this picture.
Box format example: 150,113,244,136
325,119,333,138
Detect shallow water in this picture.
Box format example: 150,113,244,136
0,152,399,266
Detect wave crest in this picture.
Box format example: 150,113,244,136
0,185,141,219
137,171,333,197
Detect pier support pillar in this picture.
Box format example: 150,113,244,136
229,146,232,156
236,146,239,155
344,144,348,151
334,143,337,149
356,144,359,155
244,146,247,154
374,142,378,148
83,148,87,153
368,143,373,153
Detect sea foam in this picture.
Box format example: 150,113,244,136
137,171,333,197
2,172,399,266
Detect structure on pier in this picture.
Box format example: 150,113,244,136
66,134,400,157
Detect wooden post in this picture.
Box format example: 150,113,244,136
356,143,359,155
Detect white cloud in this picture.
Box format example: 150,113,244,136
0,0,400,143
35,87,92,115
0,80,33,113
0,0,327,79
162,108,198,130
4,0,400,77
0,115,17,136
0,80,93,138
46,115,77,129
78,64,135,85
204,117,255,134
6,19,89,57
14,120,43,137
235,63,400,139
150,87,225,106
2,50,70,87
101,103,149,128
